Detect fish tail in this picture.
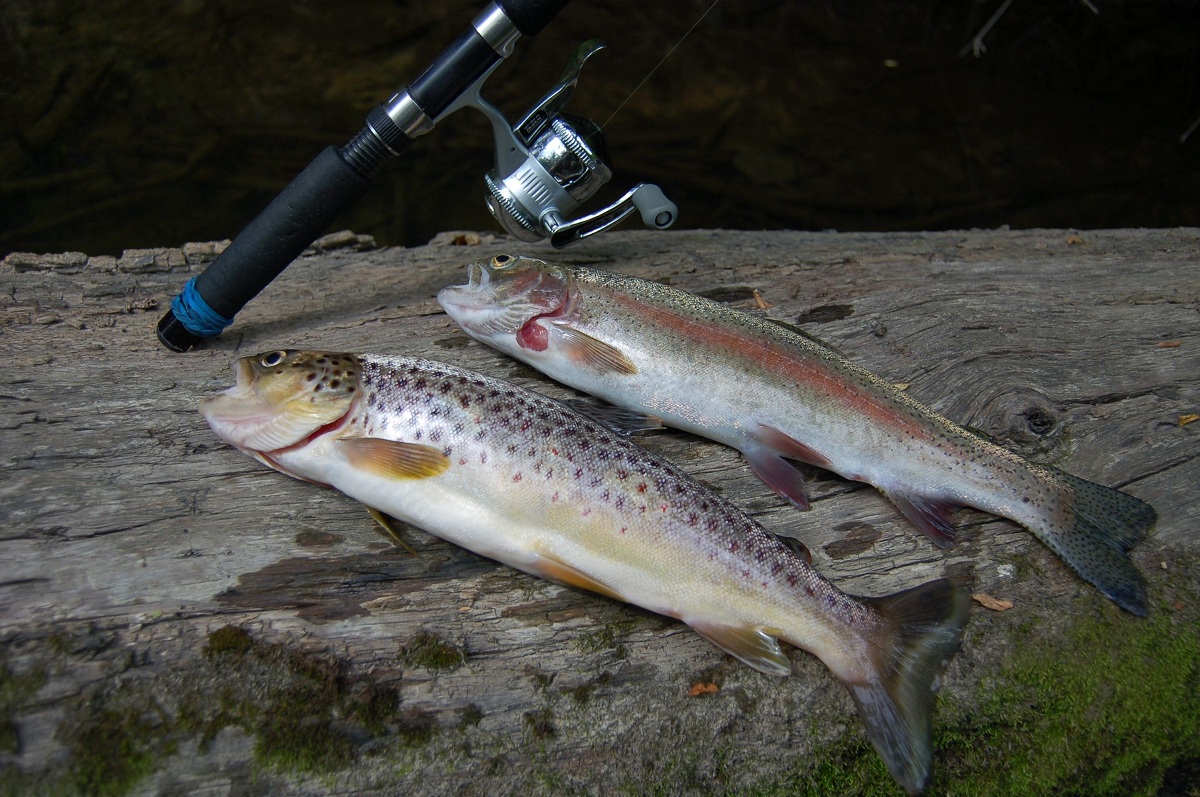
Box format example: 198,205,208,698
1035,467,1155,616
848,577,971,795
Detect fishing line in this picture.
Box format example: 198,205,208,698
600,0,722,130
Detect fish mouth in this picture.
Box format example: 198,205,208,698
437,261,533,337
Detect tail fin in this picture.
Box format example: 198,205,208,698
849,577,971,795
1038,467,1155,617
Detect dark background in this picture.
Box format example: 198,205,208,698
2,0,1198,258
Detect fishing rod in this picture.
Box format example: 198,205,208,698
157,0,678,352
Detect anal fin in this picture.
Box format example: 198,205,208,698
690,621,792,677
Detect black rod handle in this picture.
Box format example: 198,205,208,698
157,0,573,351
157,142,387,351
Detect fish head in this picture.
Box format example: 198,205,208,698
201,350,360,454
437,254,572,350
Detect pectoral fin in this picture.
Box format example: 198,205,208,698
690,621,792,677
554,326,638,375
338,438,451,480
530,550,627,602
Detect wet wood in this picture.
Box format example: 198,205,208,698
1,228,1197,795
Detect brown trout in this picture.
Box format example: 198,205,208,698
202,350,969,794
437,254,1156,616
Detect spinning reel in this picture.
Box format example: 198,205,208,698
158,0,677,351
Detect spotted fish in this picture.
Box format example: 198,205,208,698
437,254,1156,616
201,350,970,794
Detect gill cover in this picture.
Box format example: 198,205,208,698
201,350,359,452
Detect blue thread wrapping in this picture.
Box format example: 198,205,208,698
171,277,233,338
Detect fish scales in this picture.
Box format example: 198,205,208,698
438,254,1156,616
202,350,970,795
346,355,868,643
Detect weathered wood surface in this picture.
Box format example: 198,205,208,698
1,228,1197,795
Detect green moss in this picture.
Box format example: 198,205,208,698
399,630,465,672
394,709,437,748
523,708,556,739
0,658,46,755
570,620,636,658
757,593,1200,797
63,694,176,797
458,703,484,727
202,625,254,657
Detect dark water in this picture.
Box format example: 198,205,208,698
2,0,1198,258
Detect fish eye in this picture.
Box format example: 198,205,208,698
491,254,516,270
260,351,287,367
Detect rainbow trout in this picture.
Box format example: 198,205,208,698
202,350,969,795
437,255,1156,616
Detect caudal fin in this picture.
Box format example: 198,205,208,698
849,577,971,795
1037,467,1155,617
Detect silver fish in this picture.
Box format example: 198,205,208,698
438,254,1156,616
202,350,970,794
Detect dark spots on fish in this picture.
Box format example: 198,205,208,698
616,469,629,480
637,483,648,494
513,472,522,482
313,383,322,392
688,513,699,526
481,452,488,464
574,468,583,480
459,396,471,409
328,379,340,389
430,430,442,443
729,540,740,553
414,430,423,441
507,444,518,454
805,585,815,597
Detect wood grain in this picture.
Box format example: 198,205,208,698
2,228,1197,795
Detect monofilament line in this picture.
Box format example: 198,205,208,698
601,0,722,130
